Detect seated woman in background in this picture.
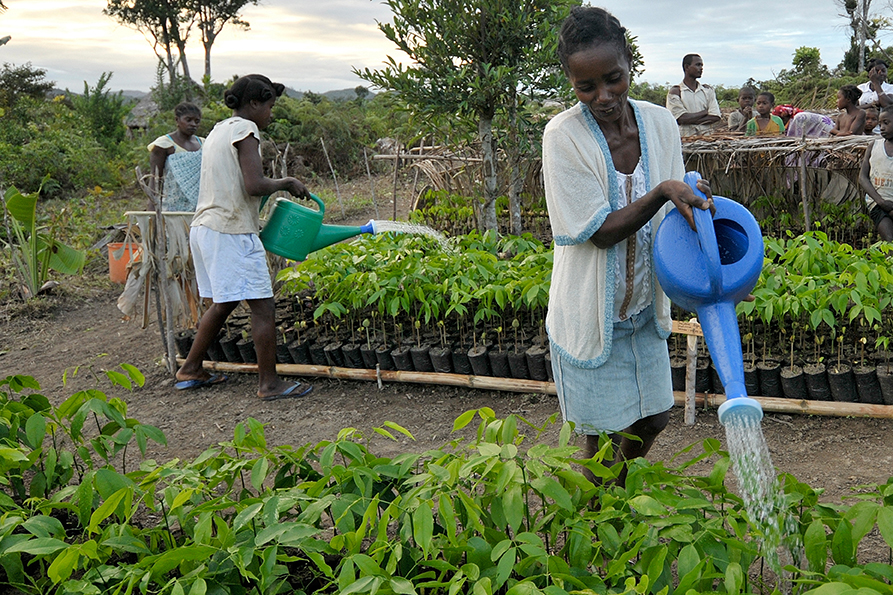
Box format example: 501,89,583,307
147,102,204,211
830,84,866,136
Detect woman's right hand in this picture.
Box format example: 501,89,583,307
283,177,311,200
658,178,714,231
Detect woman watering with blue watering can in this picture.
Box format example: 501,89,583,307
175,74,316,400
543,7,717,488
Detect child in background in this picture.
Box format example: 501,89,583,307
859,105,893,241
147,102,203,211
864,106,879,134
728,87,755,132
746,92,785,136
830,84,866,136
176,74,315,400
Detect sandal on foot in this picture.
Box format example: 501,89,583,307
260,382,313,401
175,373,228,391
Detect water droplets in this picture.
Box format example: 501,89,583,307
372,220,451,250
724,414,801,576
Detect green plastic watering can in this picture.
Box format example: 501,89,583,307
259,193,375,261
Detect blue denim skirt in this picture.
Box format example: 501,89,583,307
551,304,674,434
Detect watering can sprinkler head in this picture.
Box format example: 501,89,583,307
717,395,764,425
654,171,766,427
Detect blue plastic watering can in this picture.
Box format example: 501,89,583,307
653,172,765,425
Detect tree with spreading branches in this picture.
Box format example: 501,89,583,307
104,0,195,85
189,0,259,81
358,0,576,232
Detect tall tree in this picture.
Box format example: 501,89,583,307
188,0,258,81
837,0,875,72
104,0,194,84
358,0,576,231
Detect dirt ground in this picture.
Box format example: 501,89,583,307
1,176,892,510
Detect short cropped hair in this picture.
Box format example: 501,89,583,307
682,54,700,69
758,91,775,104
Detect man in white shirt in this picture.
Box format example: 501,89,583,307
858,58,893,109
665,54,721,137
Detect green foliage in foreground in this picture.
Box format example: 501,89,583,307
1,371,893,594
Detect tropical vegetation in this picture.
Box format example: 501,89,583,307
1,371,893,594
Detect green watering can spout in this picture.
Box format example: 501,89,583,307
259,193,376,261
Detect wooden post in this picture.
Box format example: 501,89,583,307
800,137,811,232
363,147,380,220
136,167,178,374
320,137,345,219
684,317,699,425
392,139,401,221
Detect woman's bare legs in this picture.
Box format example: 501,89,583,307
583,409,670,488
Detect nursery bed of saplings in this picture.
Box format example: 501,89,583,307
175,227,893,408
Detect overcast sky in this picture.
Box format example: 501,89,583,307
0,1,870,94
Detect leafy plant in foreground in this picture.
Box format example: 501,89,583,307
1,371,893,594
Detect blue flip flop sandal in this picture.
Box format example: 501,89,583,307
260,382,313,401
175,373,228,391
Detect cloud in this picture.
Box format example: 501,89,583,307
0,0,871,94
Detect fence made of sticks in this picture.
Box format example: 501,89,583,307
681,135,874,240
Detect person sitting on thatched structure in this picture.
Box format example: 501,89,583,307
830,84,866,137
857,58,893,109
864,106,879,135
728,87,755,132
666,53,721,137
785,110,834,138
859,105,893,240
746,92,785,136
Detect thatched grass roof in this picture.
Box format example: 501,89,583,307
681,135,873,226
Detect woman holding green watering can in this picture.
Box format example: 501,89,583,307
176,74,315,400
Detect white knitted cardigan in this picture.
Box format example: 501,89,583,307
543,99,684,368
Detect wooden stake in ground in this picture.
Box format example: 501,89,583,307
685,326,698,425
363,147,380,220
319,137,346,219
799,139,811,232
136,167,178,374
392,139,401,221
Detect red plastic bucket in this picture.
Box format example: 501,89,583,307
108,242,141,284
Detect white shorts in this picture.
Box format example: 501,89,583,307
190,225,273,303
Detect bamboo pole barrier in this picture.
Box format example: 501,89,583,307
184,359,893,420
373,154,483,162
363,147,380,220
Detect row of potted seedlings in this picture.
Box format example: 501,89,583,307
174,227,893,406
174,309,554,382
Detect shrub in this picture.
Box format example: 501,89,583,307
68,72,133,154
0,62,54,109
0,98,118,196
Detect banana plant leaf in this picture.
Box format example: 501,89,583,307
3,184,86,295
